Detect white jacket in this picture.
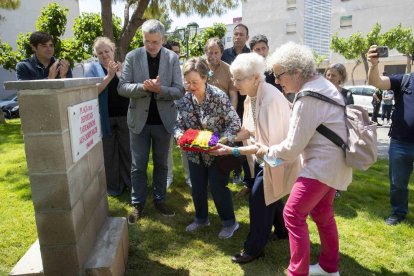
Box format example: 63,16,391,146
268,76,352,191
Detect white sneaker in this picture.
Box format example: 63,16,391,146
185,178,192,187
309,263,340,276
166,177,173,189
218,221,239,239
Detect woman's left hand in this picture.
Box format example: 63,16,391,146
209,143,232,156
255,143,269,159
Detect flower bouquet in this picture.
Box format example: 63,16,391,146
178,129,220,152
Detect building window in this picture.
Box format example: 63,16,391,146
226,36,231,42
340,15,352,27
286,23,297,34
287,0,296,9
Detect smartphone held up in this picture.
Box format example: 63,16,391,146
376,46,389,58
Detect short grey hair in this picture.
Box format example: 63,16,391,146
230,53,266,80
268,42,316,79
204,37,224,54
142,19,165,35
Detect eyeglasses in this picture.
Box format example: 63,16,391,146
144,40,162,46
231,77,249,83
273,71,286,80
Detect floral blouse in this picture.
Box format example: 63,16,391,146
174,84,241,166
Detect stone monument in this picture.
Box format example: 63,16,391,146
4,78,128,275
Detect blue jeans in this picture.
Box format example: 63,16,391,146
130,124,171,205
188,160,235,227
389,138,414,216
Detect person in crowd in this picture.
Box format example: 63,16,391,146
325,63,354,105
84,37,131,196
249,34,279,89
16,31,72,80
222,23,250,65
222,24,251,185
381,89,394,125
324,63,354,198
174,57,241,239
265,42,352,276
372,87,383,126
118,20,185,223
164,40,191,188
205,37,238,108
368,45,414,226
211,53,300,263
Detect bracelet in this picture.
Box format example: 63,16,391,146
232,147,240,157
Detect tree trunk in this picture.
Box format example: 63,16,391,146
406,55,412,73
0,110,6,124
351,59,361,85
101,0,114,41
361,53,369,84
117,0,150,61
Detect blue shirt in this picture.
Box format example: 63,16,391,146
389,73,414,141
16,54,73,80
221,45,250,65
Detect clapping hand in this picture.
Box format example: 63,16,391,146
143,76,161,93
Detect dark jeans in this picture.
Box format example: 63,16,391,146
371,102,381,122
389,138,414,217
103,116,131,196
381,105,392,121
130,124,171,205
188,160,235,227
244,166,287,256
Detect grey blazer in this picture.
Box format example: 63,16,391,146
118,47,185,134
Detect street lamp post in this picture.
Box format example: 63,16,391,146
177,22,199,60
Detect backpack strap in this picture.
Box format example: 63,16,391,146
401,73,411,93
295,90,347,152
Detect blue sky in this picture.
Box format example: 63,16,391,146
78,0,242,30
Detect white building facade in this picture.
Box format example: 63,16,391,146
242,0,414,84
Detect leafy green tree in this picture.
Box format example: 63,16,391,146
331,23,384,84
100,0,240,60
187,23,227,58
0,0,20,22
0,3,68,70
382,24,414,73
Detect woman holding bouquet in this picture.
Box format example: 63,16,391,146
174,57,241,239
211,53,301,263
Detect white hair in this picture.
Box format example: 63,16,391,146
268,41,316,79
142,19,165,35
230,53,266,79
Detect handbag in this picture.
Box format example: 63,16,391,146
190,97,243,172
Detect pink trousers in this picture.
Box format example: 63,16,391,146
284,177,339,276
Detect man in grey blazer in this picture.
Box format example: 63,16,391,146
118,19,185,224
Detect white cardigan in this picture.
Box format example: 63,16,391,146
243,81,301,205
268,76,352,191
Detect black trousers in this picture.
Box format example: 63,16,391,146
243,166,288,255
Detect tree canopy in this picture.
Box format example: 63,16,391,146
331,23,414,84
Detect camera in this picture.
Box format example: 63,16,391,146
376,46,389,58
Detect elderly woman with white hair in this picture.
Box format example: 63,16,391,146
262,42,353,276
212,52,300,264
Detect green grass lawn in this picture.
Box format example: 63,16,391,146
0,119,413,275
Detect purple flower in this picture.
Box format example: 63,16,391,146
208,131,220,147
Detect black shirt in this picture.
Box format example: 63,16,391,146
146,51,162,125
101,65,129,117
16,54,73,80
221,45,251,65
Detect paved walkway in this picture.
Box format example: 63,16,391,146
376,124,390,159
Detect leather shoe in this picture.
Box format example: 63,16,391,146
231,251,264,264
385,214,405,226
